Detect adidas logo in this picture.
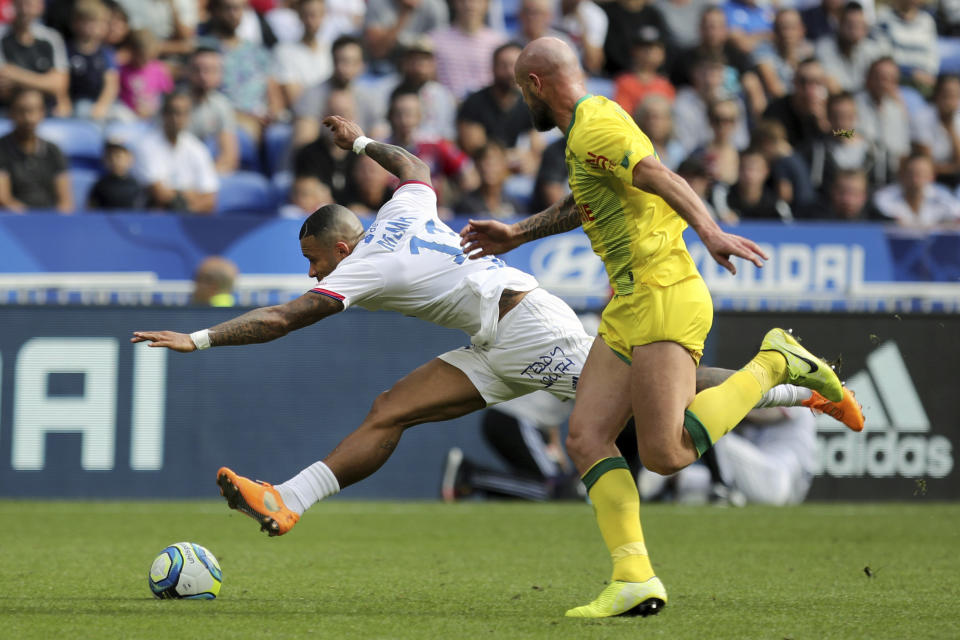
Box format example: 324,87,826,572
815,341,954,479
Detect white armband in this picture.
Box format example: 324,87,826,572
190,329,211,350
352,136,373,155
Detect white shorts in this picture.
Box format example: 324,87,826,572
438,288,593,405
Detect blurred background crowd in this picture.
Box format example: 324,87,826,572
0,0,959,228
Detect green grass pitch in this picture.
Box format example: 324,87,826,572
1,500,958,639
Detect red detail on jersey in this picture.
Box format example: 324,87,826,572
576,202,595,223
310,288,345,301
397,180,436,193
586,151,614,171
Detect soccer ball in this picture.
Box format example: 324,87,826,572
148,542,223,599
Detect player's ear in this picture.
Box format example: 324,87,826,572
334,241,351,259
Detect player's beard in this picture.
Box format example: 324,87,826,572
527,93,556,132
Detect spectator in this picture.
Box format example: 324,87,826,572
349,153,393,213
516,0,567,46
875,0,939,95
671,6,766,119
802,91,877,195
815,1,888,94
913,74,960,189
601,0,670,76
0,0,69,114
530,137,568,211
762,57,830,149
724,148,783,220
274,0,333,110
384,37,457,139
430,0,506,100
187,47,240,175
673,53,750,155
265,0,364,44
279,174,334,218
856,56,911,184
691,98,741,187
655,0,712,50
292,35,381,149
801,0,846,42
206,0,283,142
88,136,145,209
0,88,71,213
136,91,219,214
363,0,449,66
636,94,685,170
873,152,960,227
810,168,874,220
66,0,119,121
454,141,524,217
677,156,728,222
294,88,363,205
191,256,238,306
755,9,814,100
118,29,173,119
722,0,774,56
115,0,197,57
103,0,133,66
753,119,817,213
613,25,674,118
555,0,607,74
388,86,478,209
457,41,540,174
937,0,960,36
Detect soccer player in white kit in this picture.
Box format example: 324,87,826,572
131,115,862,538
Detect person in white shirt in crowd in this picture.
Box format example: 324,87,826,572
292,35,382,149
430,0,507,100
274,0,334,110
266,0,366,44
136,91,220,215
116,0,197,56
516,0,570,47
912,74,960,189
187,47,240,175
815,1,888,94
873,152,960,228
874,0,940,95
554,0,608,74
855,56,912,185
754,8,815,100
363,0,449,67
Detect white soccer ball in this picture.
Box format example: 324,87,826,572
148,542,223,599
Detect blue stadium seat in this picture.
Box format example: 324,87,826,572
38,118,104,170
264,123,292,176
0,118,12,137
940,37,960,74
272,170,293,204
70,168,100,211
236,127,261,172
216,171,277,215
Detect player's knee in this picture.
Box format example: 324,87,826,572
365,389,404,430
640,447,689,476
564,429,596,469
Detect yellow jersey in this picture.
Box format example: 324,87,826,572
565,94,700,295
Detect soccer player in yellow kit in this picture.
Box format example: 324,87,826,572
460,38,844,618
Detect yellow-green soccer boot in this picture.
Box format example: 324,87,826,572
565,577,667,618
761,328,843,402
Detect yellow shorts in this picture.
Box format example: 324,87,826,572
598,275,713,365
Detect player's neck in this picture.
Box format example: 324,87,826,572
554,86,589,134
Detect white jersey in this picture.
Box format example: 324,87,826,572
311,181,538,347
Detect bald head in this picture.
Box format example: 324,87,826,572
514,38,586,132
299,203,365,246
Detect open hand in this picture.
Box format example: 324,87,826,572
702,230,768,275
322,115,365,152
459,219,519,259
131,331,196,352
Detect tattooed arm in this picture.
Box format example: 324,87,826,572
458,194,580,258
322,114,431,185
131,292,343,352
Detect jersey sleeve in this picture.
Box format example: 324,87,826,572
569,101,656,187
373,180,437,221
310,257,384,309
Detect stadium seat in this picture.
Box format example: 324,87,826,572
236,127,262,173
38,118,104,170
70,168,100,211
0,118,12,137
940,37,960,74
504,173,534,212
272,170,293,203
264,123,293,176
216,171,277,215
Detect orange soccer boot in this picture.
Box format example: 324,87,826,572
803,387,865,432
216,467,300,536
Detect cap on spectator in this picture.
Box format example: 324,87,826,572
402,35,435,56
633,25,664,47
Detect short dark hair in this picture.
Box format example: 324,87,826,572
388,85,420,118
934,73,960,98
827,90,855,110
332,34,363,56
299,204,360,240
842,1,864,14
492,41,522,66
162,90,192,113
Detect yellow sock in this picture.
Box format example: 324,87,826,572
582,457,654,583
684,351,788,454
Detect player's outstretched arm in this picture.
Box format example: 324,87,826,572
632,156,769,275
459,193,580,258
322,115,431,184
131,292,343,351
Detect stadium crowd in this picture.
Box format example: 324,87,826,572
0,0,959,228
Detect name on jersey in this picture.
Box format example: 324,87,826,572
586,151,614,172
364,216,417,252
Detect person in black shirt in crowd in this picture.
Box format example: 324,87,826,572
601,0,670,76
0,0,70,114
763,57,830,149
453,141,525,216
89,136,145,209
293,88,362,206
530,137,567,212
0,88,71,212
66,0,119,120
725,147,782,219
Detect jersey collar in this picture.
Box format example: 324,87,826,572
565,94,594,140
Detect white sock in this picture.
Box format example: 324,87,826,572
755,384,812,408
275,461,340,516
